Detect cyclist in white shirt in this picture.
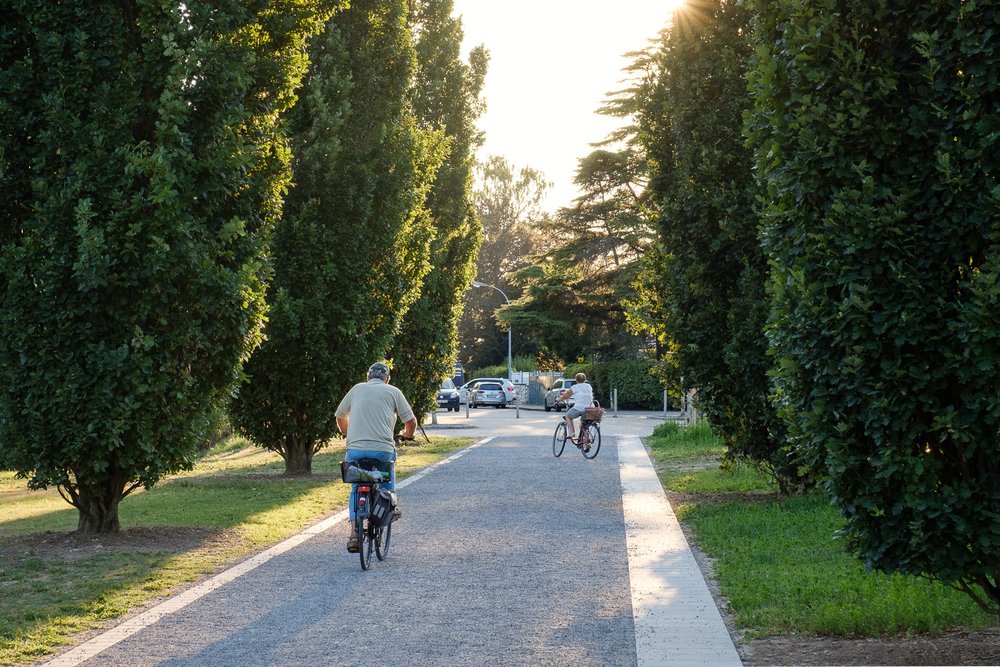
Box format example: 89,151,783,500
558,372,594,450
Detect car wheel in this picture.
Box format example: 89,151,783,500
544,404,552,412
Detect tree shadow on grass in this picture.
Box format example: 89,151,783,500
0,469,345,666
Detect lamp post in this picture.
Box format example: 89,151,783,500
472,280,512,382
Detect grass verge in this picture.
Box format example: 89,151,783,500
646,421,997,637
0,433,473,665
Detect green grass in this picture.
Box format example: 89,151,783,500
646,421,998,638
0,434,473,665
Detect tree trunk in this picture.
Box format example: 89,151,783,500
284,435,314,475
74,472,128,534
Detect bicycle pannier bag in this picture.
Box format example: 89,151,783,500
371,489,397,527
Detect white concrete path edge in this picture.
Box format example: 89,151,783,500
618,435,743,666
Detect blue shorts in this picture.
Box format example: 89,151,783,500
566,407,585,419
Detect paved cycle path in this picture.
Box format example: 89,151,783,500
47,424,740,666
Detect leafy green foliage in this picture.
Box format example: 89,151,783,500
229,0,445,471
458,156,552,369
390,0,488,421
582,359,664,410
0,0,342,531
640,1,798,489
504,145,656,363
749,0,1000,611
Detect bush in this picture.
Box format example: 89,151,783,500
584,359,665,410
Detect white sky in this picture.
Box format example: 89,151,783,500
451,1,680,212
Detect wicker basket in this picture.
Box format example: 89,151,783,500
583,406,605,422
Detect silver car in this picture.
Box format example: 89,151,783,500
544,378,576,412
468,381,507,408
459,377,516,404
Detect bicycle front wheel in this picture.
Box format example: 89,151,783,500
582,423,601,459
375,520,392,560
359,517,374,570
552,422,567,457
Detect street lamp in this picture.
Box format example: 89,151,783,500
472,280,512,382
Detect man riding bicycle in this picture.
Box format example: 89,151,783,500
335,362,416,553
558,372,595,451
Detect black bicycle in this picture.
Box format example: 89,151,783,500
341,458,395,570
552,403,602,459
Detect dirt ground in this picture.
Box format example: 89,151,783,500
9,522,1000,666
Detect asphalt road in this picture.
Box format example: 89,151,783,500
69,411,657,667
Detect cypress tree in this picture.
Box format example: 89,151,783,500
229,0,446,471
390,0,488,420
0,0,342,533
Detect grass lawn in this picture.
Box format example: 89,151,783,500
0,433,474,665
646,421,997,638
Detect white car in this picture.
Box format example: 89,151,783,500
544,378,576,412
459,377,516,404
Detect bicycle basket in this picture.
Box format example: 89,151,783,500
583,406,605,422
340,459,392,484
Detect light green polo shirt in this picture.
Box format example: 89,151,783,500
335,379,415,453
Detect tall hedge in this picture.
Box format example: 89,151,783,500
0,0,341,532
640,1,797,487
229,0,444,472
749,0,1000,610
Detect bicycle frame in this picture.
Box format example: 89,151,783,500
345,457,395,570
552,418,601,459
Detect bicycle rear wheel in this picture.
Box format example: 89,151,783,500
375,520,392,560
552,422,567,457
582,423,601,459
359,517,374,570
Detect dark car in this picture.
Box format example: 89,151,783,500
468,381,507,408
544,378,576,412
436,378,460,412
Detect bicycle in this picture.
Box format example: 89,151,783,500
340,434,411,570
552,402,602,459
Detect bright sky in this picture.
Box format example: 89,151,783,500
451,1,681,212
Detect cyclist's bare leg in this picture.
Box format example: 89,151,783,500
563,414,576,439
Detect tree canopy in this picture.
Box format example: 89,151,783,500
229,0,445,472
390,0,488,420
637,1,797,487
0,0,343,532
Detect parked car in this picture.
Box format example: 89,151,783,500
468,381,508,408
436,378,460,412
459,377,516,404
544,378,576,412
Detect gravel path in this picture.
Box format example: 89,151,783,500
72,433,638,667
